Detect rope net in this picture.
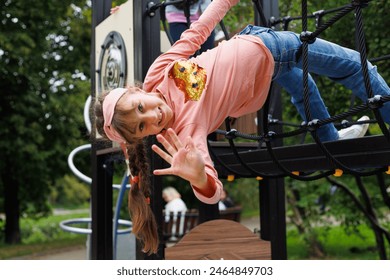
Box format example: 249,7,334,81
212,0,390,181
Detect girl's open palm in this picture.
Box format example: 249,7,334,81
152,129,206,185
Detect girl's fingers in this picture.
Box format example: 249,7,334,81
153,168,174,176
156,128,183,155
151,144,172,164
156,134,176,155
166,128,183,150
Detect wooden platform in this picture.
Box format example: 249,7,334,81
165,219,271,260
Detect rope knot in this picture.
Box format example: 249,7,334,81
368,95,384,109
300,31,316,44
268,114,279,124
340,119,351,129
264,131,277,142
306,119,320,132
225,129,238,140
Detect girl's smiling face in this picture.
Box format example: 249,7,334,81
117,91,173,138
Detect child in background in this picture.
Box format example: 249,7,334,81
165,0,215,54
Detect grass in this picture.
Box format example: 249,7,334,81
0,212,88,260
0,236,86,260
287,224,385,260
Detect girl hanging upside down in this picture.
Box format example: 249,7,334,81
95,0,390,254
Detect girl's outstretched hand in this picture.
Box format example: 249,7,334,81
152,128,208,188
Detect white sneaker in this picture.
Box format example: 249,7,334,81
338,116,370,140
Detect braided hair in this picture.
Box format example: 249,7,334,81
94,88,159,254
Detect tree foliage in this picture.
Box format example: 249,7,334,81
0,0,91,243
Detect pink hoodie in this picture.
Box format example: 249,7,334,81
143,0,274,204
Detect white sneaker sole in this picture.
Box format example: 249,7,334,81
338,116,370,140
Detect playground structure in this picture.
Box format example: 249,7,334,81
88,0,390,260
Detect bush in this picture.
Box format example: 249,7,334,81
19,212,88,245
50,175,90,208
223,178,260,216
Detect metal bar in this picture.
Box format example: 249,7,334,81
134,0,162,80
91,0,113,260
198,202,220,224
91,147,113,259
260,178,287,259
256,0,286,260
211,135,390,177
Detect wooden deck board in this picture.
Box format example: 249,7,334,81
165,219,271,260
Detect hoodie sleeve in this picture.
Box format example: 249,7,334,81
144,0,239,92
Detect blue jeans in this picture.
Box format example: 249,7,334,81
239,25,390,141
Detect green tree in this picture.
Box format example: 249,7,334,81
0,0,91,243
